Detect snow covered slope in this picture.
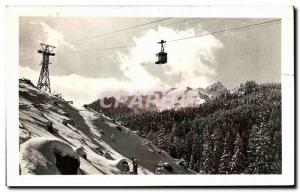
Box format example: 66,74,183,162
19,79,192,175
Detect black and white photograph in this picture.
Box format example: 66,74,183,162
5,6,294,187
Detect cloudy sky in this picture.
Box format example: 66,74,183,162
19,17,281,105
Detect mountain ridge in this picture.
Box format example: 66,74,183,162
89,82,228,112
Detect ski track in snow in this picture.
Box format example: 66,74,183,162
19,81,192,175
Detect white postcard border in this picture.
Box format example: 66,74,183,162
5,6,294,186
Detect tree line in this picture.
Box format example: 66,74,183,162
89,81,281,174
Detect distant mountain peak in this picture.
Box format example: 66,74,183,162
206,81,226,91
166,87,177,93
184,86,193,94
206,81,225,89
203,81,227,99
186,86,193,90
92,83,227,112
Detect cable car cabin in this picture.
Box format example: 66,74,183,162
155,40,167,65
155,52,167,64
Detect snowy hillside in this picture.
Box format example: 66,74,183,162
19,79,193,175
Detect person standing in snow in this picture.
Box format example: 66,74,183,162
111,134,115,143
132,157,138,174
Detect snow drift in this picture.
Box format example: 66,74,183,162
20,137,79,175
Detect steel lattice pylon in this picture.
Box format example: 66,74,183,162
37,43,55,93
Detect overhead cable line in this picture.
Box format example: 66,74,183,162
74,17,203,47
168,19,281,42
60,19,281,54
72,17,173,43
131,17,201,32
90,17,201,39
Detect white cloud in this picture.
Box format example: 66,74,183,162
20,66,142,106
20,24,223,105
30,21,75,50
116,25,223,88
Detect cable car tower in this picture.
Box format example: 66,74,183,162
37,43,55,93
155,40,167,64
